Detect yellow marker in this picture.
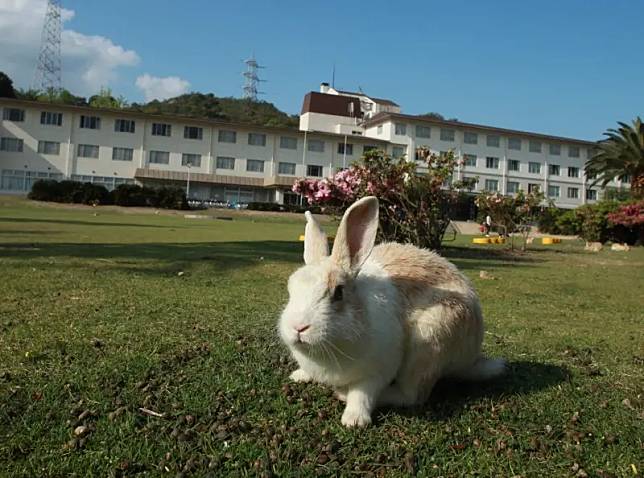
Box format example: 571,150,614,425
299,235,335,242
472,237,491,244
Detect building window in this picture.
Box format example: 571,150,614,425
216,156,235,170
394,123,407,135
568,146,580,157
37,141,60,155
0,137,24,152
508,137,521,150
181,153,201,167
280,136,297,149
549,144,561,155
80,115,101,129
549,164,560,176
40,111,62,126
586,189,597,200
248,133,266,146
114,119,135,133
528,183,540,193
246,159,265,173
529,162,542,174
463,131,477,144
485,156,499,169
485,179,499,191
463,154,476,167
440,128,455,142
77,144,99,158
338,143,353,155
377,124,383,134
392,146,405,158
415,125,430,138
508,159,520,172
586,171,597,180
586,148,594,159
568,167,579,178
152,123,172,136
529,140,542,153
307,139,325,152
363,145,378,153
2,108,25,122
112,147,134,161
149,150,169,164
486,135,500,147
307,165,323,177
548,185,560,198
567,187,579,199
184,126,203,140
278,162,296,175
507,181,520,194
218,130,236,143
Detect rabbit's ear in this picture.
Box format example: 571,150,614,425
304,211,329,265
331,196,379,273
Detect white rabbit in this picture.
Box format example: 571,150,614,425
279,196,506,427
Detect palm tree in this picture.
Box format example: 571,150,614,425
585,117,644,198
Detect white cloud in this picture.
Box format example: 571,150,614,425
0,0,139,95
135,74,191,102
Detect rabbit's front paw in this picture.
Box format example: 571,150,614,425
341,405,372,427
289,369,311,383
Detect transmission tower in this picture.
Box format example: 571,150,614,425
33,0,62,93
242,54,265,101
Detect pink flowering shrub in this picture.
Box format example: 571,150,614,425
293,148,462,250
607,201,644,227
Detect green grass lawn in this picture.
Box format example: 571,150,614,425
1,196,642,477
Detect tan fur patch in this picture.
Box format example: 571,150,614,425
370,243,467,308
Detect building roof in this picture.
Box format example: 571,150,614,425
337,90,399,107
364,112,596,145
300,92,362,118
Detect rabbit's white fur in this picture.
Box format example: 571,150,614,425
279,197,505,427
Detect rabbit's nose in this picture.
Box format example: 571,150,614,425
295,324,310,334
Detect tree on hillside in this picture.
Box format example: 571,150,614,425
89,87,127,109
0,71,17,98
586,117,644,199
15,87,87,105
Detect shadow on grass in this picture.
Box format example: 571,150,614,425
0,217,185,229
0,240,304,271
0,239,551,275
385,360,569,421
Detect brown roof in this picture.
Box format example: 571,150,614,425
337,90,399,107
364,112,596,145
301,92,362,118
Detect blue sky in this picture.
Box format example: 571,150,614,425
8,0,644,140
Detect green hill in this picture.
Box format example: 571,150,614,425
130,93,299,128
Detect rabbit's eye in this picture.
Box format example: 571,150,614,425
331,285,344,302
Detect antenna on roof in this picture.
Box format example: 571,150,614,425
358,86,364,94
332,63,335,89
33,0,62,93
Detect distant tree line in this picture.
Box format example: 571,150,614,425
0,71,298,128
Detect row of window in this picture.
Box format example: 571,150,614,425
390,121,589,157
468,177,597,200
2,108,384,152
461,154,586,177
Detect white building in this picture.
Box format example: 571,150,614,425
0,85,626,207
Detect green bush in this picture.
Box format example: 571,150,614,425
555,209,583,236
537,207,563,234
246,202,284,212
28,179,110,205
109,184,149,207
576,201,621,243
28,179,63,202
30,180,188,210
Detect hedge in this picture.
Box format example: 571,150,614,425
28,179,189,210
